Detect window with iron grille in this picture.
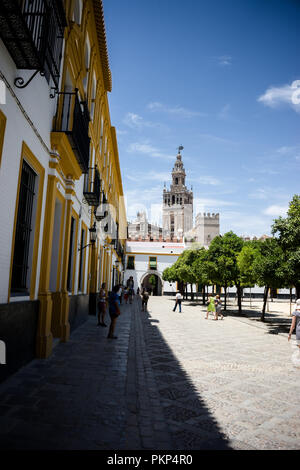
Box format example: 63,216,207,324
67,217,75,292
11,160,36,294
78,227,85,292
127,256,135,270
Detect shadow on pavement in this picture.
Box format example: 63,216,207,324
179,299,292,336
141,307,232,450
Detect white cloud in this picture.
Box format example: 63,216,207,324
263,205,288,217
220,211,271,237
127,142,174,160
147,101,206,118
276,145,300,160
123,112,144,129
258,82,300,113
217,104,231,120
216,55,232,66
199,133,238,146
191,176,221,186
124,186,163,222
123,112,166,130
248,188,268,200
126,171,171,183
194,197,237,215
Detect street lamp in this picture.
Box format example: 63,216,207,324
94,191,108,222
78,222,97,251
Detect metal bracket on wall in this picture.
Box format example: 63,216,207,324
14,70,45,89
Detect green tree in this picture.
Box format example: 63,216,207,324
191,247,211,304
272,195,300,298
207,232,244,312
252,238,286,321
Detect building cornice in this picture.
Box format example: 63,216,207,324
92,0,112,92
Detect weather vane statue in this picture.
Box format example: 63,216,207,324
177,145,184,154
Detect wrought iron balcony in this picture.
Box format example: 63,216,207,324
83,166,101,206
0,0,66,89
53,89,91,173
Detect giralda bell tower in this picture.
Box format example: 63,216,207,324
162,146,193,240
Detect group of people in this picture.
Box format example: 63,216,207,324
171,291,223,320
97,276,150,339
171,291,300,348
97,282,121,339
206,293,224,320
98,279,300,348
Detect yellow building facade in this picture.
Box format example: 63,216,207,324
0,0,126,381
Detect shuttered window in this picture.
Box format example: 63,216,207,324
127,256,135,270
149,257,157,270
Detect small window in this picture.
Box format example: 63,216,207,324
149,257,157,270
127,256,135,270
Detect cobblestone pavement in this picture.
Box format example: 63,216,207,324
0,296,299,450
144,297,300,450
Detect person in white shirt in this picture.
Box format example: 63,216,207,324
173,291,182,313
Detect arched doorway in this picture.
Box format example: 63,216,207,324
141,272,163,296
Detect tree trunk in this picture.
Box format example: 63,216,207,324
295,283,300,300
236,283,242,314
224,283,227,311
202,286,206,305
261,285,269,322
191,284,194,300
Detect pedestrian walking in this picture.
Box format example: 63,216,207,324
126,276,134,290
124,288,129,304
173,291,182,313
126,276,134,304
97,282,107,327
107,285,121,339
214,294,224,320
117,284,123,304
205,293,216,319
288,298,300,349
141,288,149,312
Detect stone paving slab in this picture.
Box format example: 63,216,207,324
142,296,300,450
0,295,300,450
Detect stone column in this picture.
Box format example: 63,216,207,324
89,240,98,315
52,185,73,342
36,172,57,358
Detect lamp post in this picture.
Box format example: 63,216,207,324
115,259,120,285
78,222,97,251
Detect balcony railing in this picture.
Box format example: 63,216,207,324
53,89,90,173
115,240,124,260
0,0,66,88
83,166,101,206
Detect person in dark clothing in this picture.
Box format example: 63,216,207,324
107,285,121,339
141,288,149,312
97,282,107,327
126,276,135,304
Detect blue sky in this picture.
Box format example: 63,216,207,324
102,0,300,236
